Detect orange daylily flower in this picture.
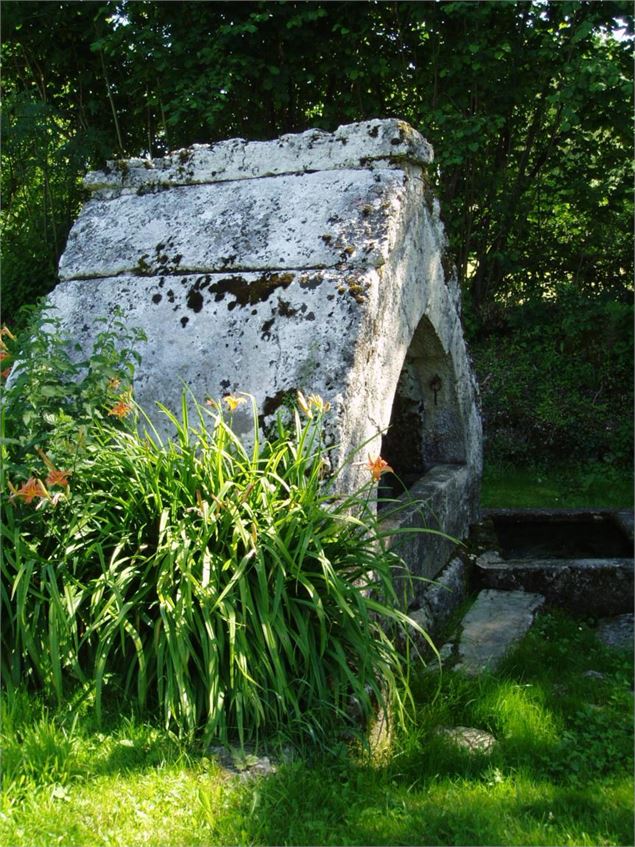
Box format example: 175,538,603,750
108,398,133,418
46,468,70,488
367,455,393,481
12,477,47,504
1,367,12,379
223,394,246,412
0,351,10,362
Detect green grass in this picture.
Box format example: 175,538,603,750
2,610,633,846
481,462,634,509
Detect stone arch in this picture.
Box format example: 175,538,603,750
381,314,466,498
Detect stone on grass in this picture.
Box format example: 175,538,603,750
436,726,497,754
582,670,606,680
596,614,634,651
208,746,278,780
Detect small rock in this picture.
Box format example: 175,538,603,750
596,614,634,651
242,756,275,779
436,726,497,754
207,746,277,779
583,670,606,680
439,641,455,662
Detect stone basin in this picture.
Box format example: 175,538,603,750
474,509,634,616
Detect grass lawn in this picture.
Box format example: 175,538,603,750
2,610,633,846
481,462,634,509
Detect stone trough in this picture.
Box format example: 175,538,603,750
473,509,634,616
48,119,482,596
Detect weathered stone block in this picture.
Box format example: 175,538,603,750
48,119,482,583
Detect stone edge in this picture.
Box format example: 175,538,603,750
84,119,434,194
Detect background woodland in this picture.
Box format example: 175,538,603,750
2,0,633,472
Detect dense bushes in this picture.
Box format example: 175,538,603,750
470,290,633,468
1,316,426,745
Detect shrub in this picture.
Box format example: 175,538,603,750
2,321,428,746
470,290,633,468
1,304,145,475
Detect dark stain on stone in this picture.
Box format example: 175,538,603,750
261,317,275,340
277,297,297,318
263,390,288,417
258,389,293,430
134,254,152,275
305,312,315,321
390,127,406,145
299,274,323,290
180,316,189,327
167,289,175,303
186,287,204,313
208,272,294,309
220,379,231,389
152,293,162,304
368,125,379,138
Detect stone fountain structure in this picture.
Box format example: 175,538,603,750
49,118,482,606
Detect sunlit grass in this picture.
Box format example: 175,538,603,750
481,462,634,508
2,611,632,846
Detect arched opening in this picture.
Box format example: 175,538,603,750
379,315,466,506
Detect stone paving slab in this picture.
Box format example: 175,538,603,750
453,589,545,675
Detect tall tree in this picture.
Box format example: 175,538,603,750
1,0,632,325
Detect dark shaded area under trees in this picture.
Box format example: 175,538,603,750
1,0,632,471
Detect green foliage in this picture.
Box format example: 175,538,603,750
1,2,118,326
481,462,634,509
1,304,144,477
1,2,632,323
471,289,634,467
1,323,428,746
